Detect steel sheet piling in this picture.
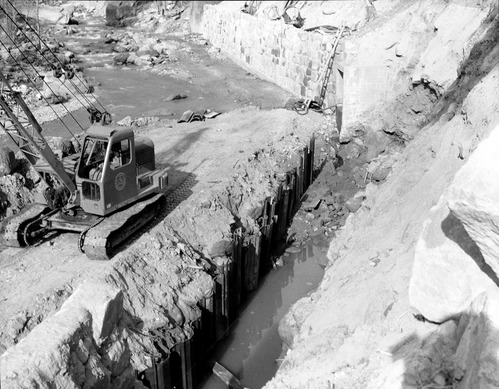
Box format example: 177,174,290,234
151,135,317,389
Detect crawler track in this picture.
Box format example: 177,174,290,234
82,193,167,260
0,204,50,247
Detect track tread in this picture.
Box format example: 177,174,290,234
82,193,166,260
0,204,50,247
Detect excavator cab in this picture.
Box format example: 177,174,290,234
76,124,167,217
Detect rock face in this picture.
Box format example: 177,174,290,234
411,3,490,95
0,147,18,176
409,195,499,323
447,125,499,279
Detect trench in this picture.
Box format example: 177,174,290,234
140,137,327,389
69,27,331,388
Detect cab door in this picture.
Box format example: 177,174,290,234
101,137,137,213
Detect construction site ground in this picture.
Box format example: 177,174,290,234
0,6,336,358
0,102,329,352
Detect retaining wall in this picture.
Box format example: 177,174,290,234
200,4,344,109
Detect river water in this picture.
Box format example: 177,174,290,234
38,20,292,139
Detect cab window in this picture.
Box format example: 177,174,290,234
78,138,108,180
110,139,131,170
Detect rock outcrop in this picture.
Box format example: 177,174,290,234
447,126,499,279
409,195,499,323
411,3,491,96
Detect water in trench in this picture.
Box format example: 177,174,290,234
197,241,327,389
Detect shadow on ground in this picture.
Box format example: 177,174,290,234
388,308,498,388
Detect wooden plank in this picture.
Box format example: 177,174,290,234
213,362,245,389
223,262,230,323
173,338,193,389
244,234,261,292
288,172,296,217
232,229,243,307
281,189,291,238
293,166,300,206
155,353,171,389
309,135,315,186
298,153,304,200
215,273,228,341
200,295,215,346
259,224,271,276
303,146,309,192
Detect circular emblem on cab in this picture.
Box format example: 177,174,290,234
115,172,126,191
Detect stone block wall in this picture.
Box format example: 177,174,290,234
200,4,344,109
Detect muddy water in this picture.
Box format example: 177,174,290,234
198,242,327,389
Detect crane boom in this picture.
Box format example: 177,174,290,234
0,71,79,207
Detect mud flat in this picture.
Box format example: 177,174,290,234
0,107,329,388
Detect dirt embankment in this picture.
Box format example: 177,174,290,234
264,1,499,388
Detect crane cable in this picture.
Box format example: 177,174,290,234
4,0,108,114
0,26,83,139
0,2,105,116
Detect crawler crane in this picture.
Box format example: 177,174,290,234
0,10,168,260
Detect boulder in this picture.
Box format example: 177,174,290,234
345,196,364,213
47,137,75,157
453,290,499,389
409,195,499,323
114,52,130,65
101,338,131,377
0,305,95,388
106,1,138,27
66,282,124,346
126,52,138,64
447,125,499,279
41,72,90,102
0,147,18,176
117,116,133,126
38,4,74,24
371,163,391,182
